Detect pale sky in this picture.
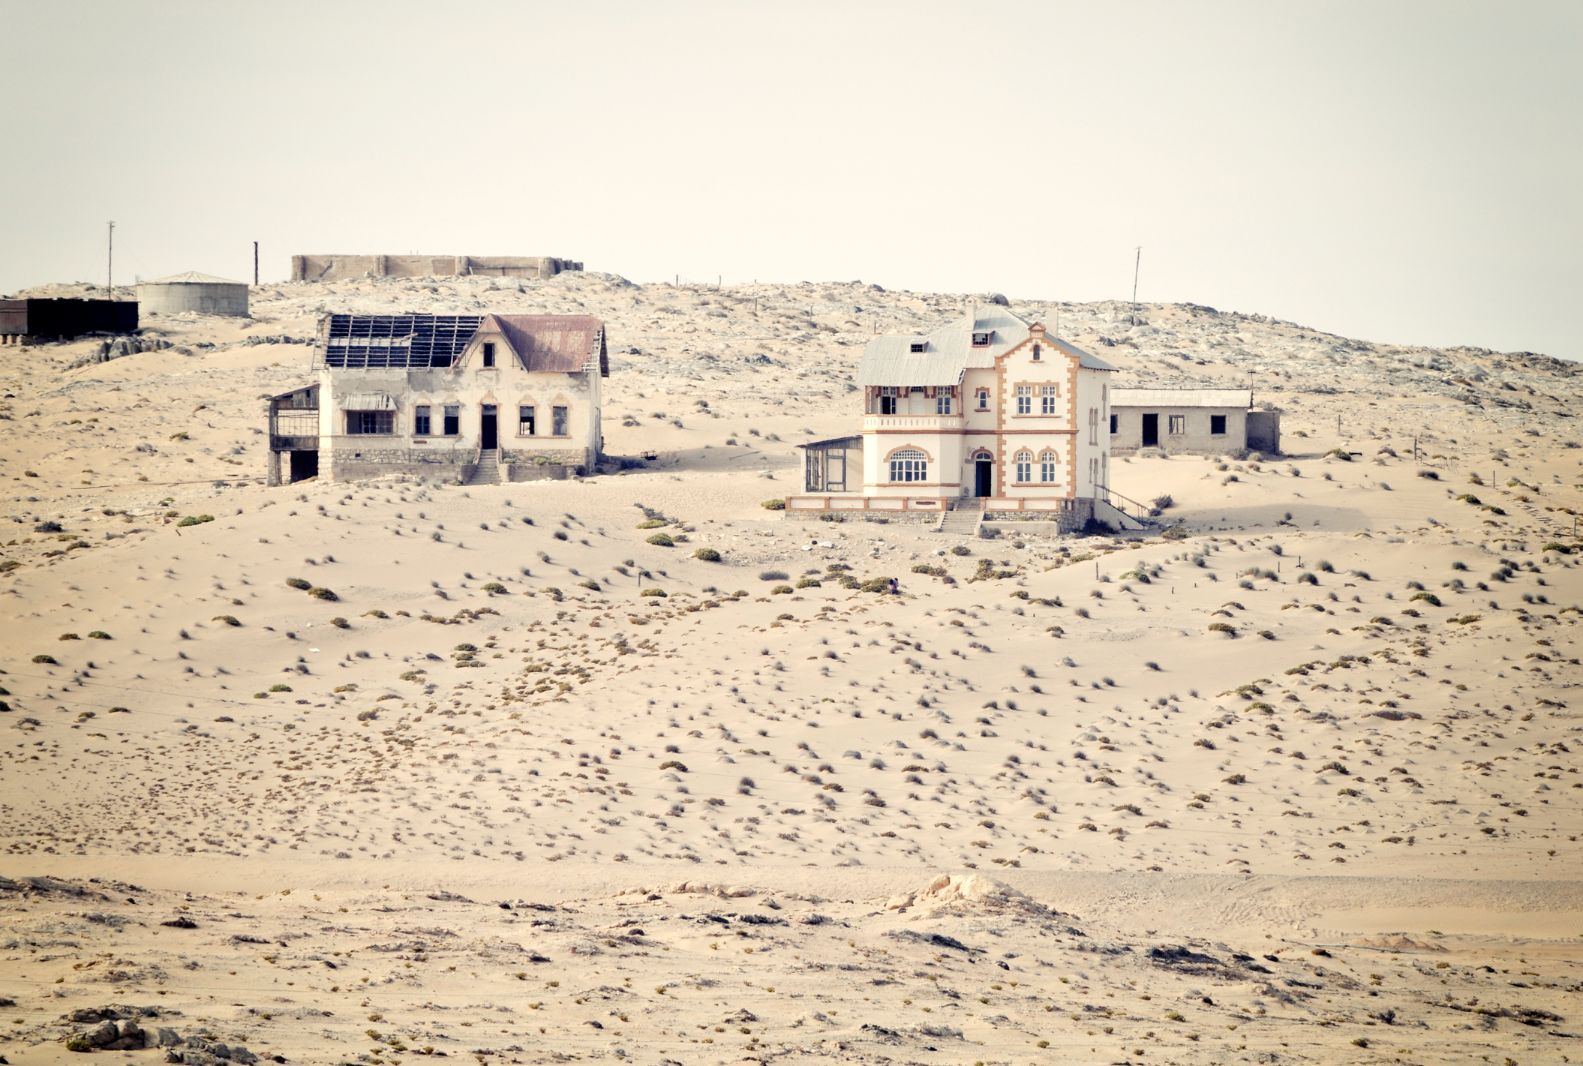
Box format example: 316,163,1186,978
2,0,1579,359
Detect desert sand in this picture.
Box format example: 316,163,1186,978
0,271,1578,1063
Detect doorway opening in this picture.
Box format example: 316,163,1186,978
1141,412,1159,448
974,459,993,497
481,404,498,449
288,450,318,482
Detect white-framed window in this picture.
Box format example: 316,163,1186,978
518,405,536,435
936,390,953,415
1039,449,1057,482
976,389,989,411
877,385,898,415
1015,385,1032,415
1014,449,1032,483
888,448,928,483
1040,385,1059,414
1168,414,1186,435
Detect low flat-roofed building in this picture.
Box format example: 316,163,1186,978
1109,387,1280,456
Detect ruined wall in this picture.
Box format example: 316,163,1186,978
290,255,582,283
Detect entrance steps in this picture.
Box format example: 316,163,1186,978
463,449,501,487
936,499,984,535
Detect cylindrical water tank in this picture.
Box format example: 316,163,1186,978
136,271,250,317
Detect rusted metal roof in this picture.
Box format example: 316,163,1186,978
481,314,607,376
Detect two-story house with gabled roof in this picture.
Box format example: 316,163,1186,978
791,306,1124,526
267,312,607,486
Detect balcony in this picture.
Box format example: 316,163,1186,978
862,413,965,432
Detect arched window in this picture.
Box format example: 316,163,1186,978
1039,449,1058,483
888,448,927,483
1014,449,1032,483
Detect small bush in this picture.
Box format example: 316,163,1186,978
859,576,896,594
1208,622,1236,636
761,498,786,511
640,588,667,597
646,532,675,547
1410,591,1442,607
759,569,789,581
482,582,507,594
693,547,722,562
177,514,215,527
286,577,311,590
795,577,821,588
659,760,689,772
309,587,339,601
58,632,80,641
770,584,794,595
211,615,241,627
330,616,350,629
87,630,111,639
637,518,666,529
32,653,58,664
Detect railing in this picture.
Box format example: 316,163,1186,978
1095,484,1153,523
861,414,965,431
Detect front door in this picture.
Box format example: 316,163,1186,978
1141,412,1159,448
481,404,498,449
974,459,993,497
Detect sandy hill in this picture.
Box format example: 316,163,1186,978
0,274,1578,1064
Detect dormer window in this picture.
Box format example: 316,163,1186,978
971,331,991,347
909,341,926,353
482,342,496,368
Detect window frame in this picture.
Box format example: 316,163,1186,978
518,404,536,436
1040,384,1059,415
346,409,394,436
888,448,928,483
482,342,496,369
935,390,952,415
551,405,569,437
1015,385,1032,416
1210,414,1227,436
414,404,431,437
1168,414,1186,435
443,404,461,437
1014,449,1032,483
975,388,990,411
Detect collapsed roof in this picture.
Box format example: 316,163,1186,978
318,313,608,374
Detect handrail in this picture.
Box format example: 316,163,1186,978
1095,484,1153,521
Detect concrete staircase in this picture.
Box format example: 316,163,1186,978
937,499,984,536
463,449,501,487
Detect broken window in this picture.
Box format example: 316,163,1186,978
1040,385,1059,415
414,405,431,436
346,410,394,435
482,342,496,368
1109,413,1118,435
1168,415,1186,435
1210,414,1227,435
443,405,460,436
552,406,569,436
519,405,536,436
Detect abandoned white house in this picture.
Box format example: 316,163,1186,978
1109,388,1280,456
790,306,1132,527
267,313,608,485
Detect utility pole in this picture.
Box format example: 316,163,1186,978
253,241,259,286
106,221,115,299
1130,246,1141,326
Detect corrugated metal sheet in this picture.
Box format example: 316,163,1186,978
340,392,398,410
483,314,605,375
1111,388,1252,408
858,307,1115,384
